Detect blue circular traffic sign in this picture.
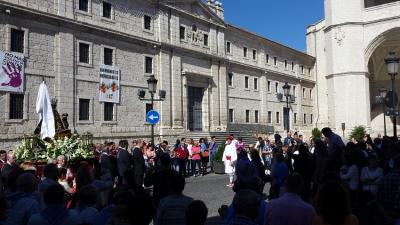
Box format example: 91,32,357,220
146,110,160,125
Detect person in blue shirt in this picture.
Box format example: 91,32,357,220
209,136,219,172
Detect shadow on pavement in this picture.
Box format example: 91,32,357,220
205,216,223,225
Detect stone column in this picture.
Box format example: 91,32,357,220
260,73,268,124
210,60,220,131
171,52,183,129
54,30,75,131
219,61,228,131
159,49,172,131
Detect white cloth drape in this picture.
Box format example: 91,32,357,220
35,81,55,139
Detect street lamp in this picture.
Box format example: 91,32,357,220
138,76,166,147
282,82,291,133
379,88,387,136
385,52,399,139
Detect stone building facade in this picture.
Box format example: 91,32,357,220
0,0,315,148
307,0,400,136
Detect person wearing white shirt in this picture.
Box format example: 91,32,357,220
223,137,237,187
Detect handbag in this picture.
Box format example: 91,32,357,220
201,150,209,158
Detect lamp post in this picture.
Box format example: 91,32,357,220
138,76,166,148
282,82,291,133
385,52,399,139
379,88,387,137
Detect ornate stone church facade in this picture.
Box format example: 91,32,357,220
0,0,315,148
307,0,400,136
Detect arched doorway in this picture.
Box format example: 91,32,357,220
368,28,400,136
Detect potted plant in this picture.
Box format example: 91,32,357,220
213,142,225,174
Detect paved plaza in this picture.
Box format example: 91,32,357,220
183,173,271,225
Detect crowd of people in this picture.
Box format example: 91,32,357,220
0,128,398,225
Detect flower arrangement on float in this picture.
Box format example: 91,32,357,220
14,134,94,164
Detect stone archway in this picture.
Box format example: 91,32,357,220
367,28,400,136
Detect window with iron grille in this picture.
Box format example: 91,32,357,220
79,0,89,12
255,110,259,123
229,109,234,123
104,48,113,66
294,113,297,124
10,29,24,53
103,2,112,19
275,82,279,93
9,94,24,119
266,54,269,64
268,111,272,123
228,73,233,87
267,81,271,92
145,56,153,74
179,26,185,40
244,76,249,89
254,78,258,90
276,112,280,124
291,62,295,71
203,34,208,46
274,57,277,65
252,50,257,60
245,110,250,123
79,43,90,64
79,99,90,121
284,60,288,69
104,102,113,121
226,42,231,53
243,47,247,57
144,15,151,30
310,114,313,124
304,113,307,124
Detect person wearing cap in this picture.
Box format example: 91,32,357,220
223,137,237,187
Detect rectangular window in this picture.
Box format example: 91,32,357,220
308,68,311,75
266,54,269,64
275,82,279,93
284,60,288,69
79,99,90,121
245,77,249,89
245,110,250,123
267,81,271,92
276,112,280,124
302,88,306,98
303,114,307,124
255,110,259,123
229,109,234,123
309,89,312,99
268,111,272,123
293,86,296,97
144,15,152,30
9,94,24,119
243,47,247,58
310,114,313,124
294,113,297,124
291,62,295,71
301,65,304,74
228,73,233,87
10,29,24,53
274,57,277,65
145,56,153,74
104,48,113,66
146,103,152,119
203,34,208,46
226,41,231,53
79,43,90,64
179,26,186,40
254,78,258,90
104,102,114,121
102,2,112,19
79,0,89,12
252,50,257,60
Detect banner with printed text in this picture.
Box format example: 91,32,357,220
0,51,24,93
99,65,120,103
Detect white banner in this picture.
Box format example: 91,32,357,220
99,64,120,103
0,51,24,93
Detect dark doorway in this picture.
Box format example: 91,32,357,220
188,87,203,131
283,107,290,132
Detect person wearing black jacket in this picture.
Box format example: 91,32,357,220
131,140,146,187
117,140,131,185
249,149,271,191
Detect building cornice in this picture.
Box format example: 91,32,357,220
326,71,369,78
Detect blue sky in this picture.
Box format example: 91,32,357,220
222,0,324,51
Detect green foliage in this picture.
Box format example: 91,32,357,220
14,135,94,163
312,128,322,139
213,142,225,162
349,126,367,142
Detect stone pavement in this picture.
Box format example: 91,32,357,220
183,173,271,225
